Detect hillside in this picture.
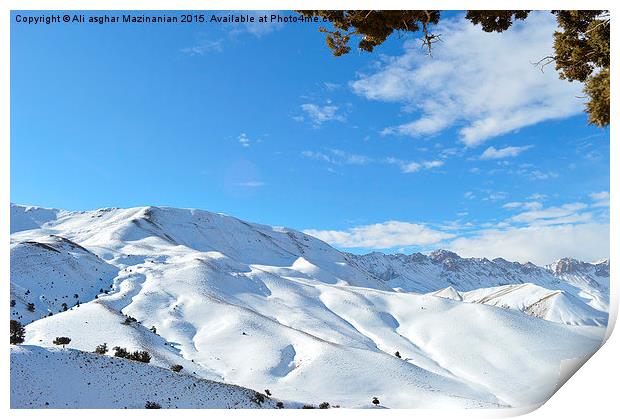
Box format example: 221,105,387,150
11,345,287,409
10,204,610,408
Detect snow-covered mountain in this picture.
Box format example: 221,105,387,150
11,345,291,409
351,250,609,312
10,204,610,409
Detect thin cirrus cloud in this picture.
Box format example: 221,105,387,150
590,191,610,207
480,145,532,160
297,103,347,127
304,221,455,249
350,12,584,146
235,181,265,187
384,157,444,173
181,38,223,55
301,149,444,174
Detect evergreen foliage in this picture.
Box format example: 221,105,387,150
10,320,25,344
299,10,609,126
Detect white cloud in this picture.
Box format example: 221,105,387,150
329,149,370,165
238,133,251,147
529,170,558,180
298,103,346,126
480,145,532,160
324,82,341,90
304,221,455,249
351,12,584,146
181,39,223,55
384,157,444,173
236,181,265,187
447,223,609,265
509,202,588,224
503,201,543,210
482,191,508,202
527,193,547,201
590,191,610,207
302,149,443,174
227,11,284,37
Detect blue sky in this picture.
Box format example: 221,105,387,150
10,11,610,264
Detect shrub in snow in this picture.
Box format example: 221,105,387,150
251,392,265,405
53,337,71,348
150,326,157,334
395,351,401,358
10,299,15,307
319,402,330,409
94,343,108,354
112,347,150,362
170,364,183,372
264,389,271,396
276,401,284,409
122,316,137,325
302,405,316,409
144,401,161,409
372,397,380,406
10,320,25,344
129,350,151,363
27,303,35,312
113,346,129,358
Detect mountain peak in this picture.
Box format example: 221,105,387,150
428,249,461,262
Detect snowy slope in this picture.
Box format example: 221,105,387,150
10,234,119,324
10,204,610,408
430,284,608,326
10,203,60,233
10,345,288,409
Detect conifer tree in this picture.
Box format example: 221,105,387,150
10,320,25,344
299,10,609,126
53,336,71,348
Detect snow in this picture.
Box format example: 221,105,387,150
10,203,60,233
10,345,288,409
10,234,119,324
460,283,608,326
10,204,610,409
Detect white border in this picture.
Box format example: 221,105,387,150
1,1,617,418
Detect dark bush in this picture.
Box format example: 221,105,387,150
372,397,380,406
122,316,136,325
94,343,108,354
10,320,25,344
112,346,150,363
251,392,266,405
276,401,284,409
395,351,401,358
145,401,161,409
129,350,151,363
264,389,271,396
53,337,71,348
27,303,35,312
319,402,330,409
113,346,130,358
302,405,316,409
170,364,183,372
10,299,15,307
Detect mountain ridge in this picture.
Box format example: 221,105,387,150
10,203,610,408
